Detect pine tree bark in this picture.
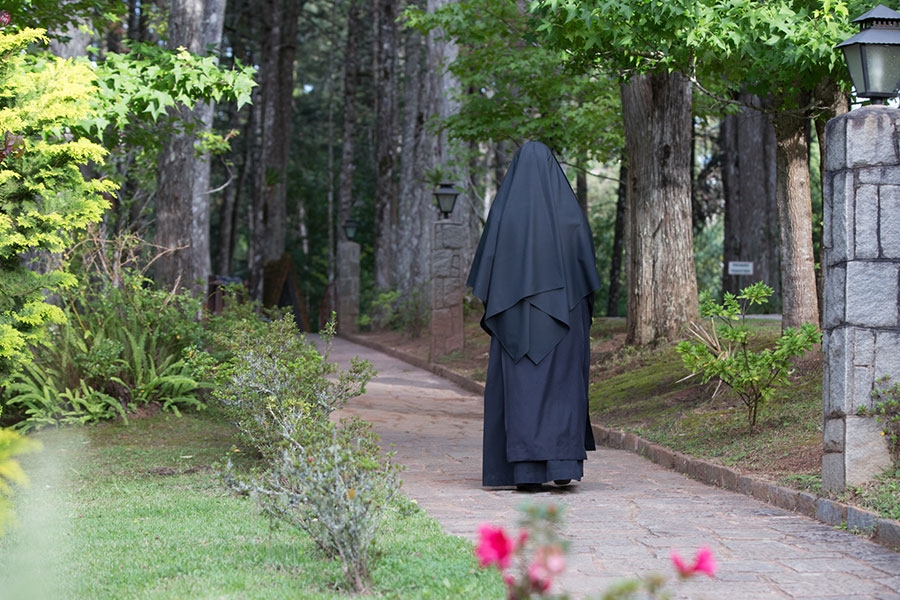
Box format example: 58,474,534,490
607,158,626,317
338,0,362,243
155,0,225,297
373,0,399,292
621,72,698,345
721,95,781,305
335,0,363,332
395,9,432,295
247,0,301,300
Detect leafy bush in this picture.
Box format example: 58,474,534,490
203,313,397,593
361,286,430,337
0,426,40,535
870,376,900,462
2,268,209,430
0,26,115,383
676,282,821,428
202,315,372,457
254,415,400,593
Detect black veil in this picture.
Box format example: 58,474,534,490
467,141,601,364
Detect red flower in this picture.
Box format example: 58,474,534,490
671,546,717,579
0,11,9,26
476,524,517,570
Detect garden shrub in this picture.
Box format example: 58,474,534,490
361,285,430,337
2,268,209,430
254,415,400,593
0,25,114,384
203,313,397,593
0,426,40,535
677,282,821,428
870,376,900,463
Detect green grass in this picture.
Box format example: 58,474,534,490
0,409,505,599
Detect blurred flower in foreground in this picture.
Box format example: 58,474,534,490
476,503,719,599
671,546,718,579
476,524,518,570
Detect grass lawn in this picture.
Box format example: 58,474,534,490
0,408,505,599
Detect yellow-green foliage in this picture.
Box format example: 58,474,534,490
0,427,40,534
0,26,114,382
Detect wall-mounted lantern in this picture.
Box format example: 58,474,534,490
433,182,460,219
342,218,358,241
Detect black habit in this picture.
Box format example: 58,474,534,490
467,141,601,487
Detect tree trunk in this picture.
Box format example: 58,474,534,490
771,108,819,330
721,94,781,306
395,6,432,295
607,157,626,317
373,0,399,292
247,0,301,300
621,72,698,345
338,0,362,244
576,168,588,214
155,0,225,297
335,0,363,331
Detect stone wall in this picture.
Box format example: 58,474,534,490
822,105,897,492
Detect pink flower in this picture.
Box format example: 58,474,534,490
671,546,717,579
528,560,553,593
476,524,517,570
527,545,566,593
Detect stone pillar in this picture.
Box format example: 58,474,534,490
430,220,465,361
822,105,897,492
337,240,360,334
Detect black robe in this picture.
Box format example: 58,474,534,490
467,141,601,487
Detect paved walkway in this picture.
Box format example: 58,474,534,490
326,335,900,600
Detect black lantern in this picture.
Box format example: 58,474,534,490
342,217,358,241
433,182,460,219
837,4,900,104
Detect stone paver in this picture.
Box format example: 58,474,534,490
326,335,900,600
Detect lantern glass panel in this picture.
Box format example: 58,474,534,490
842,43,866,93
861,43,900,96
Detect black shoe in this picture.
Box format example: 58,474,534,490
516,483,543,493
553,479,571,486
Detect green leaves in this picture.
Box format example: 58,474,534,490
405,0,622,162
677,282,822,428
0,29,113,384
531,0,865,113
82,42,257,143
0,426,40,534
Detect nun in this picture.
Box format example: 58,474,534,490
467,141,601,492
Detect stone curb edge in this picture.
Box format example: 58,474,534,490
339,333,900,552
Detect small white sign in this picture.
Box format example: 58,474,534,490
728,261,754,276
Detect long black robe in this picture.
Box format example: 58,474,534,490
467,141,601,487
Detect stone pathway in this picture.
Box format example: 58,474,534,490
326,335,900,599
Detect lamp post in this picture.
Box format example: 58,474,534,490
337,217,360,334
342,217,358,241
430,181,464,359
836,4,900,104
433,182,460,219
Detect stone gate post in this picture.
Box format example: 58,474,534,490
822,105,897,492
430,219,465,361
337,239,360,334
